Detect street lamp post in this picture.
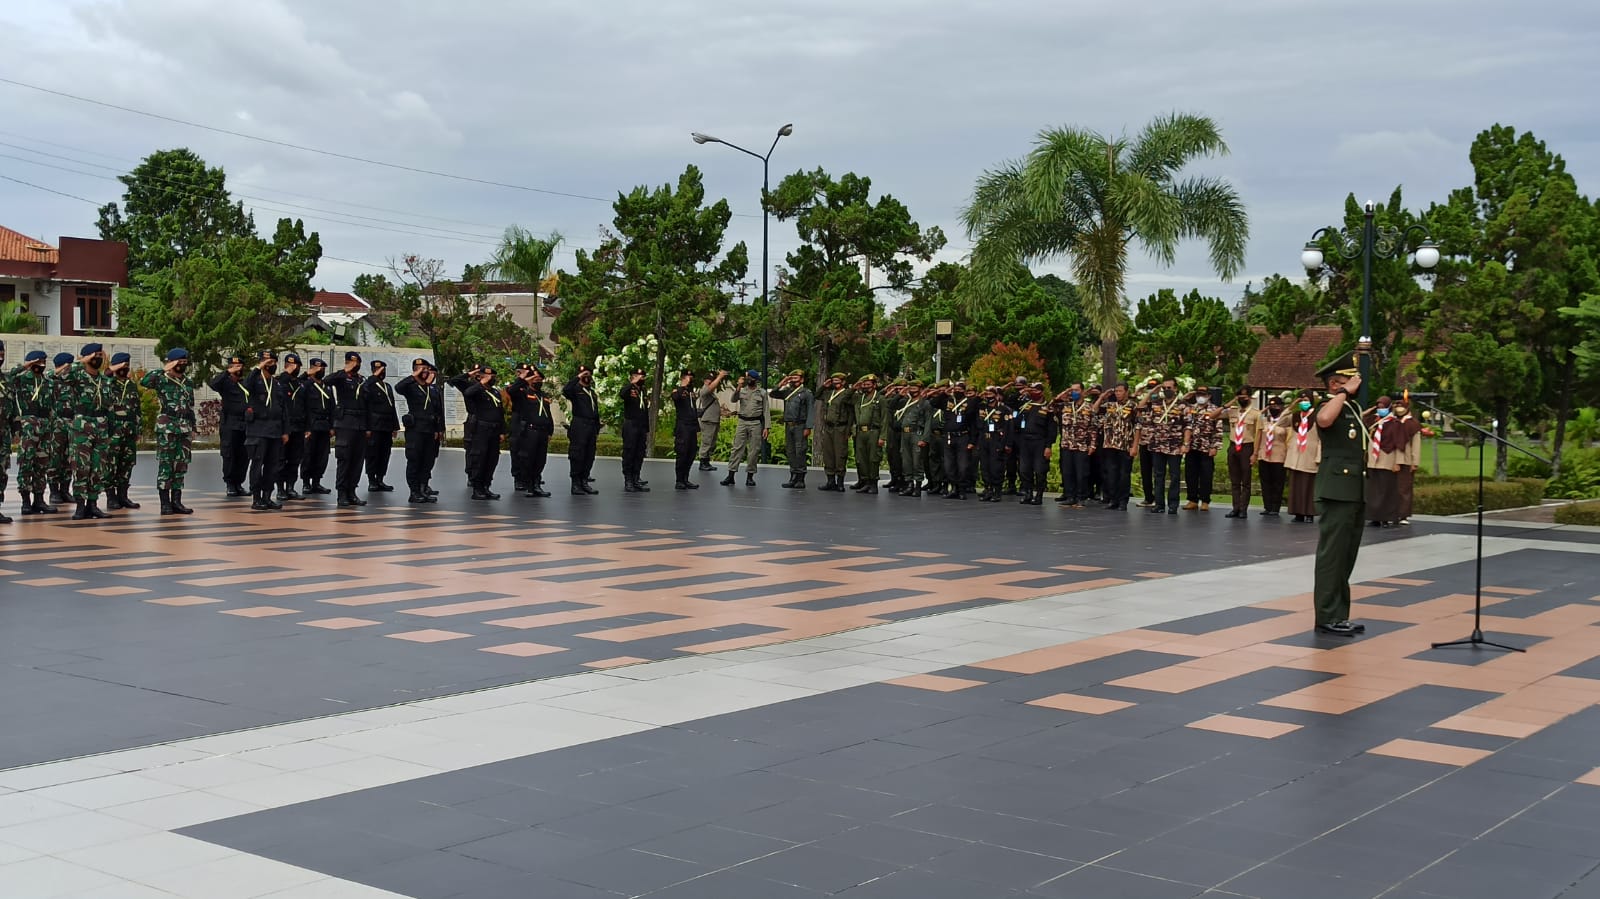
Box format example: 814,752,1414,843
691,124,794,389
1301,201,1440,406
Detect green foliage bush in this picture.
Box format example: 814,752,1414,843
1411,481,1538,515
1554,501,1600,526
1507,447,1600,499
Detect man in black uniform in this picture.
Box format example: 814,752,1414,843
242,351,288,511
209,355,250,496
976,386,1011,502
1015,382,1057,506
396,358,445,503
276,353,307,502
620,367,650,492
942,381,976,500
670,369,702,490
562,364,601,495
300,358,334,495
506,362,531,491
882,380,907,492
324,351,368,507
509,364,555,498
451,365,504,499
361,360,399,492
924,383,948,494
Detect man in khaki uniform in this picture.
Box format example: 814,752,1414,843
721,370,769,487
697,369,728,471
1222,389,1262,519
815,372,853,492
849,375,886,493
1253,394,1289,518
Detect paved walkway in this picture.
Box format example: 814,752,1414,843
3,455,1599,897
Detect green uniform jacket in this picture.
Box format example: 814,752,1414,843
850,390,887,431
817,386,853,427
896,397,933,444
1315,398,1366,502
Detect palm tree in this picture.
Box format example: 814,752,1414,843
0,299,42,334
488,226,564,352
962,113,1249,385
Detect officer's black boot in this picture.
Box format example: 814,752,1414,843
745,473,756,487
106,491,124,511
780,473,798,488
119,486,141,510
864,481,877,494
50,482,67,506
0,494,10,524
71,500,89,520
251,489,271,511
88,496,110,519
571,479,588,496
719,473,735,486
171,490,193,515
283,482,303,501
698,458,715,472
159,488,175,515
816,474,832,491
337,489,353,507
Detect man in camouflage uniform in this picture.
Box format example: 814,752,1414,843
62,343,114,520
1054,383,1095,508
10,350,56,515
141,348,196,515
1095,382,1138,511
48,352,74,505
1144,385,1189,515
1183,385,1222,512
0,340,11,523
848,375,885,494
103,352,142,511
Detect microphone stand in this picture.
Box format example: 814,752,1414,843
1415,399,1551,654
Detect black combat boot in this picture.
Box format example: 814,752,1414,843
781,473,799,488
816,474,832,491
71,500,89,520
119,487,141,509
251,491,272,511
88,497,110,519
106,491,124,510
0,495,10,524
159,489,175,515
745,473,756,487
170,490,193,514
864,483,878,494
698,459,715,471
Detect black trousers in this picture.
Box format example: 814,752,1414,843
516,428,550,489
674,427,697,483
220,426,248,486
466,427,501,490
885,431,903,484
1101,449,1133,507
246,435,283,496
980,439,1006,490
621,418,648,481
1005,442,1019,487
1186,450,1215,503
943,437,973,492
1139,445,1155,500
334,428,367,492
405,429,440,492
567,419,599,481
1085,449,1101,498
1060,449,1092,502
365,431,394,483
509,421,527,486
302,430,331,483
1259,460,1287,514
1017,437,1048,491
1227,443,1254,513
1151,452,1182,510
280,431,305,487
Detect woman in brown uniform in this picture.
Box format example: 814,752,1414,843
1364,395,1403,527
1284,389,1321,523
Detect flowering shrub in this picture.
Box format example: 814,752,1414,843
562,335,689,426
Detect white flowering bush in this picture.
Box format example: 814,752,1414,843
558,335,692,426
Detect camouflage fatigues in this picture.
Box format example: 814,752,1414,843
140,370,195,490
48,370,72,494
107,375,141,494
0,370,12,501
62,363,113,503
10,367,54,494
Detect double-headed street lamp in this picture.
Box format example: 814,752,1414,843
1301,200,1441,406
691,123,794,389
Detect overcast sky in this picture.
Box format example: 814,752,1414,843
2,0,1597,307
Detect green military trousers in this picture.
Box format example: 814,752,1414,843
1313,497,1364,625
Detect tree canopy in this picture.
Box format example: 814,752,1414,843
97,148,255,278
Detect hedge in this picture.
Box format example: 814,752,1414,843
1554,501,1600,526
1411,480,1542,516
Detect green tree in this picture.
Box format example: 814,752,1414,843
1122,288,1261,387
1238,274,1327,339
113,227,321,380
766,168,945,380
384,255,530,376
555,165,748,437
0,298,43,334
967,342,1051,395
96,148,254,277
962,113,1249,385
488,226,563,342
1424,126,1600,479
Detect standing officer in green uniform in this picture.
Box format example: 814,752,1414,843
923,382,949,494
0,341,11,523
1312,352,1368,636
12,351,57,515
882,380,907,492
896,381,932,496
848,375,885,494
770,371,813,488
140,348,195,515
64,343,113,520
816,372,853,492
104,352,141,510
48,352,75,505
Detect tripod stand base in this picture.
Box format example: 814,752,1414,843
1431,630,1525,653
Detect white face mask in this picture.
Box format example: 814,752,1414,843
1195,396,1209,406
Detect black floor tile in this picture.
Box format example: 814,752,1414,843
733,845,905,894
541,847,706,895
1027,863,1206,898
644,870,827,898
450,827,610,872
839,868,1024,898
633,823,793,867
917,842,1079,890
808,823,970,866
1216,862,1391,899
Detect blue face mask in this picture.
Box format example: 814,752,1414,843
1376,408,1391,418
1069,391,1081,400
1298,401,1312,411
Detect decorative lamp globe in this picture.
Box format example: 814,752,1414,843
1300,245,1324,271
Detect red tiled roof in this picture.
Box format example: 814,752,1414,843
313,290,371,311
0,226,58,265
1246,325,1341,390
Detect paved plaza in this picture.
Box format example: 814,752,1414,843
3,452,1600,897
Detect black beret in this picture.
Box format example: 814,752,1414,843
110,352,131,366
345,351,361,362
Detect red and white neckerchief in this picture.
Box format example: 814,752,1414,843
1232,413,1250,450
1370,417,1387,460
1263,421,1277,457
1295,413,1312,452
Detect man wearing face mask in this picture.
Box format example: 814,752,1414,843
48,352,75,506
1014,382,1056,506
1365,395,1403,528
816,372,854,492
770,371,813,489
62,343,114,519
722,371,769,488
563,364,602,494
1222,389,1261,519
451,365,505,500
208,355,250,497
1144,383,1188,514
620,367,651,492
1312,352,1369,635
1284,389,1321,523
942,381,976,500
275,354,308,502
1394,399,1423,525
849,374,886,494
669,369,702,490
1182,386,1221,512
10,350,56,515
360,360,399,493
324,351,368,507
396,358,447,502
104,352,142,511
299,358,335,496
1253,394,1289,518
140,348,196,515
895,381,932,496
242,351,289,511
1094,382,1138,512
1053,382,1094,508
